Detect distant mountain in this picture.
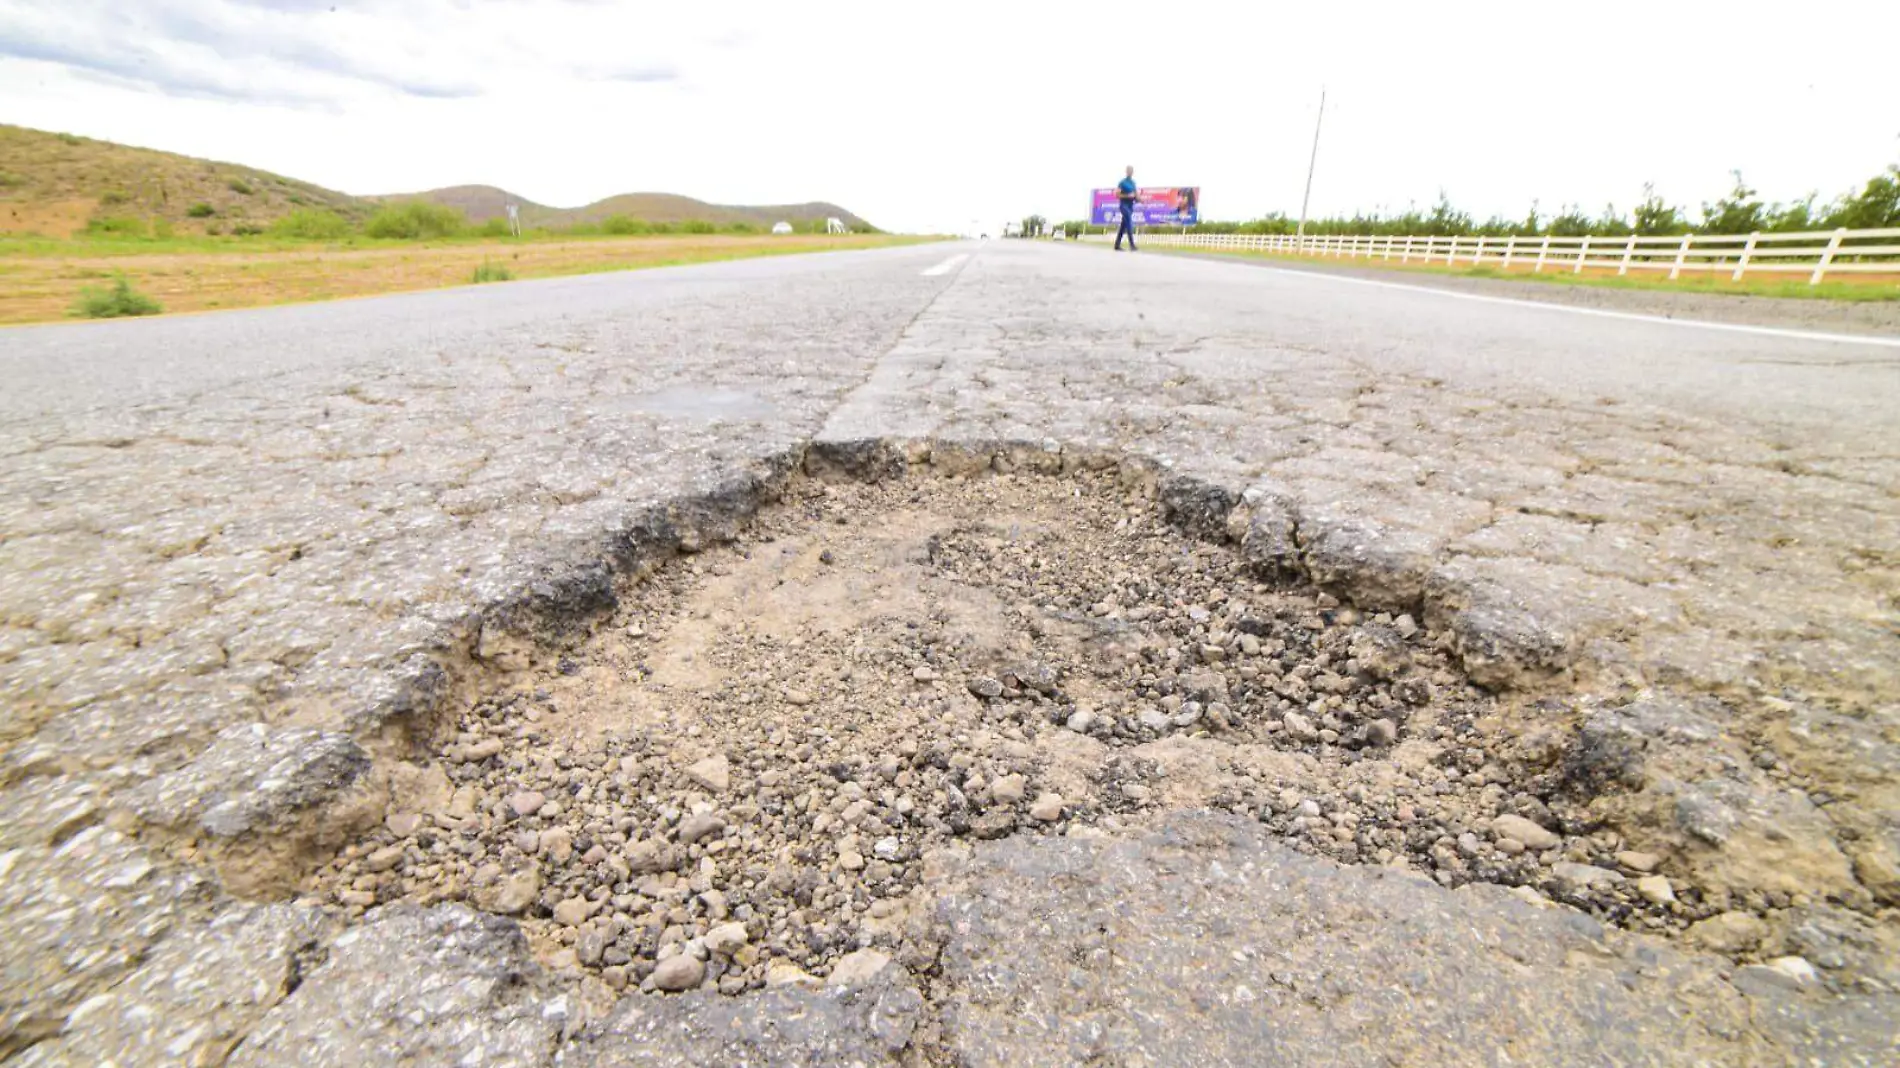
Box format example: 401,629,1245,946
0,124,875,236
0,124,367,236
375,185,874,231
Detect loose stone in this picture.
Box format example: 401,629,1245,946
705,922,750,956
991,774,1027,804
828,949,892,988
554,896,597,927
678,814,726,844
1550,862,1622,890
1030,793,1065,823
651,954,706,992
1489,814,1559,851
1635,875,1676,905
1283,712,1319,742
1688,912,1768,953
687,755,731,794
478,867,540,915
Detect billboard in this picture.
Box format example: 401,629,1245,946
1092,186,1200,227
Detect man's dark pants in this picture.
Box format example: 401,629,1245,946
1116,203,1137,250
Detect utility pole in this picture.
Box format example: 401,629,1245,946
1296,87,1326,253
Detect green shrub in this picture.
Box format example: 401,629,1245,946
85,216,147,237
680,220,716,234
478,217,513,237
153,219,175,239
364,201,467,240
228,178,255,195
72,277,161,318
56,132,82,146
187,202,216,218
1823,165,1900,229
100,190,130,206
231,222,265,237
648,221,676,235
471,261,514,283
601,215,651,235
271,208,352,240
726,221,757,234
0,171,22,188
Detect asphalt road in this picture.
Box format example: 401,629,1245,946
6,240,1895,437
5,240,1899,1065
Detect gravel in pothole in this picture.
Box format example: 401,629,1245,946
309,471,1751,996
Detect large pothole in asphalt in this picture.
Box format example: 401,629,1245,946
308,470,1798,996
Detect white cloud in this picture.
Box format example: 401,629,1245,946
1,0,1896,234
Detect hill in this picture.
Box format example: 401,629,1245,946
0,124,876,236
0,124,368,236
376,186,873,231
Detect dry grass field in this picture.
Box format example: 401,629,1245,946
0,234,933,325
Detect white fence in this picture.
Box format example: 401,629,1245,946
1090,227,1900,284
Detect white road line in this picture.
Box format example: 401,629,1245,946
922,254,969,277
1228,262,1900,349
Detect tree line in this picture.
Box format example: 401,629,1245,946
1063,164,1899,238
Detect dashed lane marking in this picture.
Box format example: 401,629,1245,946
922,254,969,277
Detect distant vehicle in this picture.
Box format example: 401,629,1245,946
979,233,990,239
1049,230,1064,241
771,221,793,235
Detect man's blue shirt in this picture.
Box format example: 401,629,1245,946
1117,177,1137,201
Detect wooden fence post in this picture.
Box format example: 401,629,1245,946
1810,228,1846,285
1502,234,1517,270
1619,234,1636,275
1474,235,1487,267
1669,233,1693,280
1732,231,1759,281
1534,236,1551,273
1402,236,1414,264
1574,235,1591,273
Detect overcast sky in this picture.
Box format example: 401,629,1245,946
2,0,1897,234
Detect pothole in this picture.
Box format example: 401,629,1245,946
307,469,1801,996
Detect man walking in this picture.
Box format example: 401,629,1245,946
1114,165,1138,251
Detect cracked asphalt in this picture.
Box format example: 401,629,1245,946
2,241,1897,1065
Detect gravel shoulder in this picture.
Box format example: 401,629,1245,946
1154,249,1900,337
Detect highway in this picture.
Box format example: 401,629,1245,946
3,241,1897,1064
5,241,1896,433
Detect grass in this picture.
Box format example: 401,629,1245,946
1,233,937,325
0,124,367,236
470,261,513,283
1170,245,1900,302
364,201,466,240
71,276,162,318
